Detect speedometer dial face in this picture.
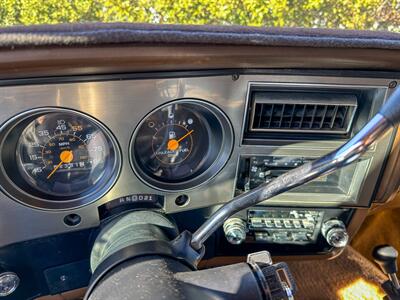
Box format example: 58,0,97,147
0,108,121,209
16,112,118,198
131,100,233,191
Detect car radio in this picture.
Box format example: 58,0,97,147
229,154,363,249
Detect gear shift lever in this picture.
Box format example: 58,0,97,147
372,245,400,300
373,245,400,290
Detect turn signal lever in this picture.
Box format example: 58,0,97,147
373,245,400,300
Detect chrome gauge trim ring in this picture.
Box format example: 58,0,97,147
129,98,234,192
0,107,122,210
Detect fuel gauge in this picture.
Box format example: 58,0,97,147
131,99,233,191
152,124,193,165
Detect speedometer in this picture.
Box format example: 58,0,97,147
0,108,120,209
17,112,116,197
130,99,233,191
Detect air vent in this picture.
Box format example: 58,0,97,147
249,92,358,135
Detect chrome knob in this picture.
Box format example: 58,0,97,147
322,219,349,248
0,272,19,297
223,218,247,245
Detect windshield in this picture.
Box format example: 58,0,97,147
0,1,399,32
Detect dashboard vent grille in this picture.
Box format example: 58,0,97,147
249,92,358,135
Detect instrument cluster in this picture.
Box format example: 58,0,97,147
0,100,234,210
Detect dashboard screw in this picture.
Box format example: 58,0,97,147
232,74,240,81
389,81,397,89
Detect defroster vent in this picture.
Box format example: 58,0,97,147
249,92,358,135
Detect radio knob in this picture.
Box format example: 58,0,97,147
322,219,349,248
223,218,247,245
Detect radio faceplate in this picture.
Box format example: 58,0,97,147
220,207,353,255
235,155,372,207
248,208,324,245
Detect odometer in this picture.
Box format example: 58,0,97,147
0,108,120,209
131,99,233,191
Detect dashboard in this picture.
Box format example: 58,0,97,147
0,71,399,298
0,73,396,246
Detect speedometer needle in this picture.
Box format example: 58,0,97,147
47,150,74,179
167,130,194,151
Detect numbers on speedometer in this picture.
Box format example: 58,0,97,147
16,112,118,198
131,99,233,191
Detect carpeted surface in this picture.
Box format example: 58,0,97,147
287,246,386,300
352,207,400,274
201,246,387,300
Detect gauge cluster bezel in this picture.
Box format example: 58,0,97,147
0,107,122,210
129,99,234,191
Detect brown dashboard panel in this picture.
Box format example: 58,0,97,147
373,126,400,205
0,45,400,80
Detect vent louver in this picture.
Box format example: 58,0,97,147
249,92,358,135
